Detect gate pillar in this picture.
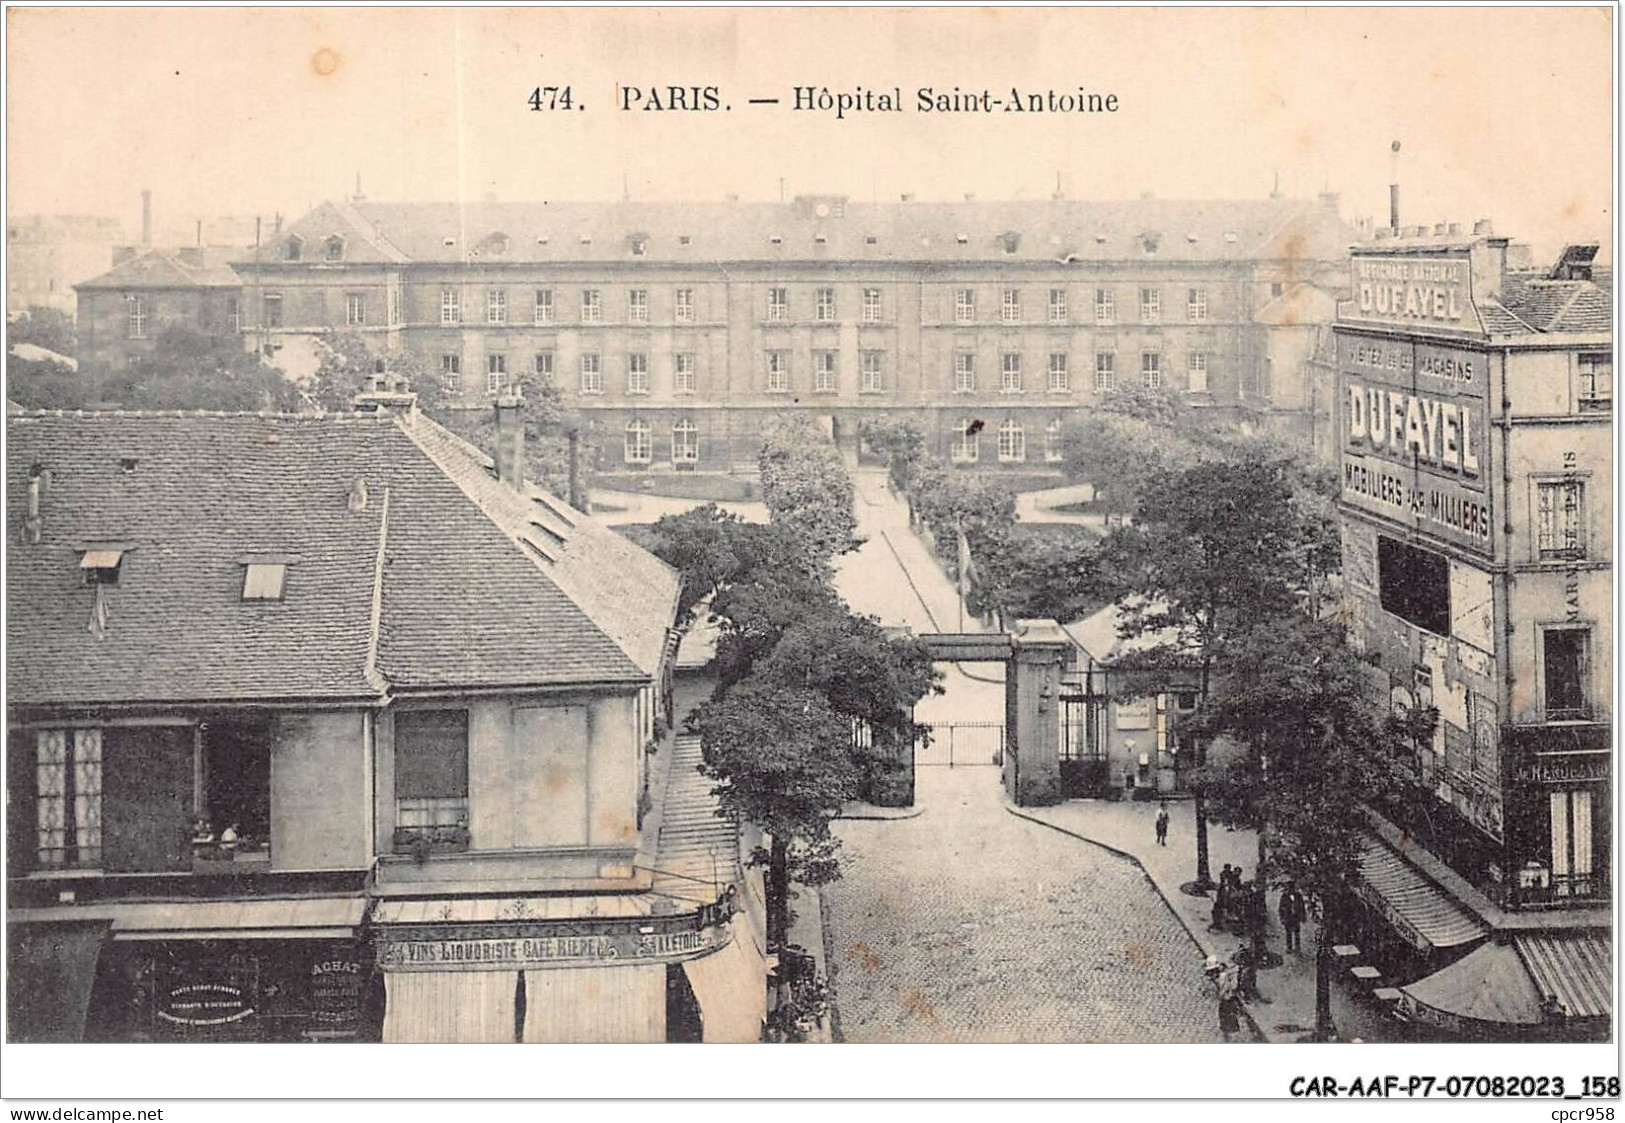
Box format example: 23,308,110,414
1005,619,1073,807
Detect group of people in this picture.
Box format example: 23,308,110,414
1200,864,1311,1042
1209,863,1264,936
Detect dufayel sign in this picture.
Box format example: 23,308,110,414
1337,328,1495,557
1347,254,1478,331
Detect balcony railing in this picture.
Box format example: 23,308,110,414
1510,872,1609,909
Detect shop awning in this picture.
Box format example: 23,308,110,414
1356,837,1489,952
383,970,518,1044
522,963,665,1043
1400,941,1543,1032
10,896,366,940
1515,932,1612,1022
682,930,768,1043
6,920,111,1042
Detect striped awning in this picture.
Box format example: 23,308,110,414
1356,837,1489,952
1515,932,1612,1021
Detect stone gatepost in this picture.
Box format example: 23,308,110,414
1005,619,1073,807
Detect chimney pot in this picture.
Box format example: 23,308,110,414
1434,223,1447,236
494,393,527,490
1473,219,1493,235
1447,222,1461,235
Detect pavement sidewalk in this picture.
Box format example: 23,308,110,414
1008,797,1390,1043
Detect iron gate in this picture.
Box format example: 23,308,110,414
916,721,1004,767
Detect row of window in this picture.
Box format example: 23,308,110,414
429,285,1212,326
441,347,1215,397
134,283,1213,337
615,416,1066,465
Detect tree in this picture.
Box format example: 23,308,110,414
757,416,859,571
302,329,428,412
103,326,300,412
7,306,76,357
975,525,1110,625
1059,411,1206,522
1188,615,1413,1039
6,356,86,410
690,677,863,957
1104,456,1335,892
858,417,926,492
757,612,943,805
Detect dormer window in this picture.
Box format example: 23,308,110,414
1141,232,1161,254
324,235,345,262
866,235,878,245
629,234,648,256
769,234,783,245
678,235,692,246
478,232,510,257
80,548,124,585
285,235,304,262
242,562,287,601
1001,231,1021,254
814,233,828,245
955,233,969,245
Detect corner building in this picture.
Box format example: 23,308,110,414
1334,229,1610,1036
223,193,1360,472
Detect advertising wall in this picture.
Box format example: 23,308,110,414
1337,269,1494,558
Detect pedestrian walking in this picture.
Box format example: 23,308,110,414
1205,955,1243,1042
1155,802,1170,847
1279,880,1307,953
1211,867,1233,931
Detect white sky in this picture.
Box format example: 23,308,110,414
6,7,1615,259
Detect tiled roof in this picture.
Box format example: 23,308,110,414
1492,274,1612,336
75,246,244,290
6,409,672,706
236,196,1361,268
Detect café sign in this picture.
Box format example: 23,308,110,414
378,926,722,972
1515,755,1610,785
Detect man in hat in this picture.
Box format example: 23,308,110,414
1278,880,1307,953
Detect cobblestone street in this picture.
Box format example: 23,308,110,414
825,767,1225,1043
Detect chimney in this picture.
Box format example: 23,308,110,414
964,193,976,203
1388,140,1401,233
1473,218,1493,236
567,428,583,510
352,371,418,421
900,193,915,203
196,219,203,246
493,393,526,490
1447,222,1461,236
1434,223,1447,237
141,190,152,246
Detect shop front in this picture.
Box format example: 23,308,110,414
1399,931,1611,1042
373,894,764,1043
1349,833,1489,984
8,895,372,1043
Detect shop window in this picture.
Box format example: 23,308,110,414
1543,628,1590,722
1548,789,1598,900
1376,535,1450,636
394,710,470,853
33,728,102,868
196,717,272,863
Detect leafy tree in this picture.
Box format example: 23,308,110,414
1104,456,1335,891
858,417,926,492
908,461,1018,567
103,327,300,411
757,416,859,571
7,306,76,357
1059,411,1206,521
757,612,943,804
690,677,865,955
6,356,87,409
976,525,1110,624
1188,615,1413,1039
302,330,427,412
